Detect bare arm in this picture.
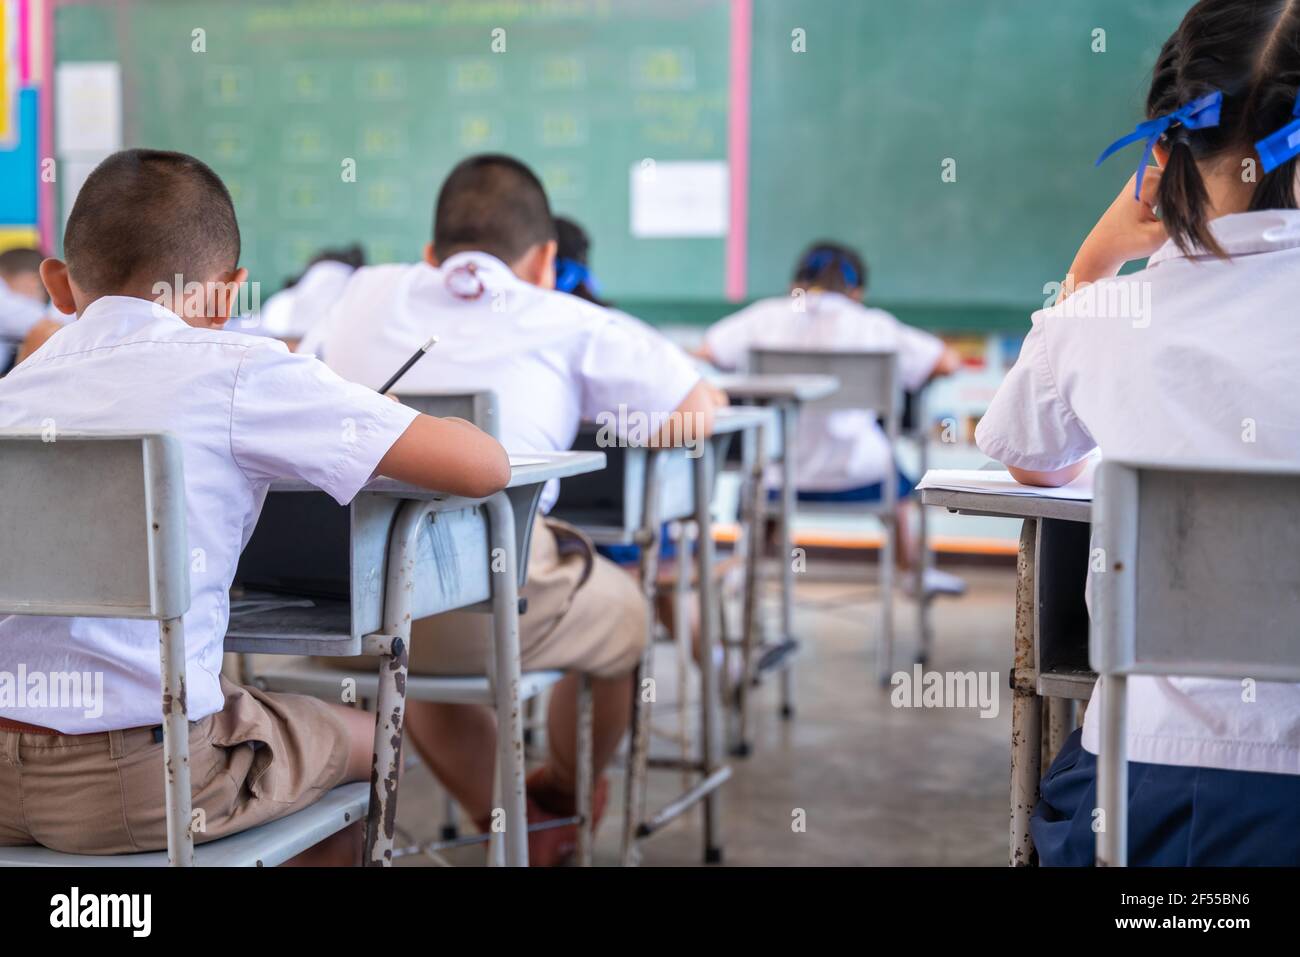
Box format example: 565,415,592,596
650,378,728,447
930,345,962,378
377,414,511,498
1006,460,1088,488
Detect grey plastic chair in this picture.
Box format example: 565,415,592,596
749,348,907,682
1091,458,1300,866
0,431,370,867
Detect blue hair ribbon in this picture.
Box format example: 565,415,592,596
1096,90,1223,199
555,256,599,295
1256,90,1300,173
802,248,860,289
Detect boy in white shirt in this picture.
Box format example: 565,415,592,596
319,154,724,864
0,247,53,373
258,244,365,352
0,149,510,863
977,0,1300,865
698,242,964,595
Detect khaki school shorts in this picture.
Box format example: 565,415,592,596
0,677,351,855
327,517,648,679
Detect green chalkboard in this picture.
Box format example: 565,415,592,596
746,0,1189,306
56,0,731,297
56,0,1194,321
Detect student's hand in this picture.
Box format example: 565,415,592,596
1062,169,1168,298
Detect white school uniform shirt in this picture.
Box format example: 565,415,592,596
705,292,945,491
976,209,1300,775
257,260,357,344
0,295,418,733
319,252,702,512
0,276,52,371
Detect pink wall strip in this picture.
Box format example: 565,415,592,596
724,0,751,301
38,0,55,252
18,0,32,83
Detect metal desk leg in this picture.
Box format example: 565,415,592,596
695,440,725,864
621,453,662,867
1010,519,1041,867
485,492,528,867
778,403,798,718
734,414,769,757
915,423,934,667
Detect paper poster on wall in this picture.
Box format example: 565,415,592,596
55,61,122,154
629,159,728,238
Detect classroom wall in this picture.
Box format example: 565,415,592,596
47,0,1193,330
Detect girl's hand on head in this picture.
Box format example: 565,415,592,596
1066,168,1169,292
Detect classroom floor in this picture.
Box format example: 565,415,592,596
390,559,1019,867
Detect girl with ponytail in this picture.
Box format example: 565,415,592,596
977,0,1300,864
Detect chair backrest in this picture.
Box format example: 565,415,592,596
749,348,900,433
398,390,500,438
0,431,190,620
1091,458,1300,682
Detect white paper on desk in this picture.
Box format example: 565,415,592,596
917,456,1097,501
629,160,728,238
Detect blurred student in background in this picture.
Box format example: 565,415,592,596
697,241,965,596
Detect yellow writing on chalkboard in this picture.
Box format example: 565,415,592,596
283,64,329,102
361,125,404,159
451,58,501,93
356,62,405,100
536,55,586,90
538,111,586,148
631,48,695,91
459,114,499,149
205,67,247,106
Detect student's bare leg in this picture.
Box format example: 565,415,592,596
530,671,634,806
402,700,497,822
282,702,379,866
895,501,918,570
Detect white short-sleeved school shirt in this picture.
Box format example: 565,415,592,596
0,277,51,371
0,295,418,733
976,209,1300,775
705,292,945,491
258,260,356,343
319,252,702,511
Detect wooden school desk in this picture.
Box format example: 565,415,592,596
226,452,605,867
550,406,775,865
715,373,840,746
918,486,1093,867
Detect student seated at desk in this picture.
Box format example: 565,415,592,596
977,0,1300,866
0,149,509,864
697,241,964,595
0,247,56,373
258,244,365,354
317,153,725,865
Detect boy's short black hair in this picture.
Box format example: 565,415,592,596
433,154,556,264
62,148,240,296
791,241,867,295
0,247,44,279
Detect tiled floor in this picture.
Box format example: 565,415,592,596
392,561,1020,866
